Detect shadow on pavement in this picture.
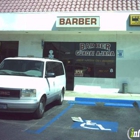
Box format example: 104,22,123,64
0,102,57,121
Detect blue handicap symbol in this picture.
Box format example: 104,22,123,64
72,120,118,132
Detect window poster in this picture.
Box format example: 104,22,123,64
43,42,116,78
74,42,116,78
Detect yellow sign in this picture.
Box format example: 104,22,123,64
130,14,140,26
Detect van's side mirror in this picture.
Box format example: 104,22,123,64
46,72,55,78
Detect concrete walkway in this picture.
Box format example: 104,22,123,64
64,90,140,101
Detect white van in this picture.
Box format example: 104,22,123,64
0,57,66,119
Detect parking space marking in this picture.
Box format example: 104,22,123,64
69,97,140,108
75,97,136,104
26,104,74,134
22,122,38,132
25,98,140,135
104,102,134,108
68,101,96,106
72,120,118,132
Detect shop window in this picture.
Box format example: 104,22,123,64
43,42,116,78
74,42,116,78
0,41,18,62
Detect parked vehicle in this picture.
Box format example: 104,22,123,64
0,57,66,119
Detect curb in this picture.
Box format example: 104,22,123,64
67,97,140,109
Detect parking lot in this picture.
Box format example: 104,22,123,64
0,98,140,140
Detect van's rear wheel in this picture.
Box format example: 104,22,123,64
56,89,64,105
34,96,46,119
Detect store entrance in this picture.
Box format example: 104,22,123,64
43,42,75,90
0,41,18,62
61,59,74,90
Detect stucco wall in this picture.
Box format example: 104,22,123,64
0,12,140,31
0,32,140,93
116,34,140,94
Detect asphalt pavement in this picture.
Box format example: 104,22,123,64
0,91,140,140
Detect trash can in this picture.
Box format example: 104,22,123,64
122,83,128,93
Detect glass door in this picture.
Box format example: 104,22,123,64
43,42,75,90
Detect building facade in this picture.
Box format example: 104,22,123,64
0,1,140,93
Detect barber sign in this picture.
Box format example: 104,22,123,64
56,16,100,28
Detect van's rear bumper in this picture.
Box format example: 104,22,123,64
0,99,39,113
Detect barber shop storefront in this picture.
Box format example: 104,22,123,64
0,12,140,93
43,42,116,90
41,16,117,90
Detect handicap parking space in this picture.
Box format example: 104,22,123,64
0,99,140,140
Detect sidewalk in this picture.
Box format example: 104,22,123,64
64,90,140,101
